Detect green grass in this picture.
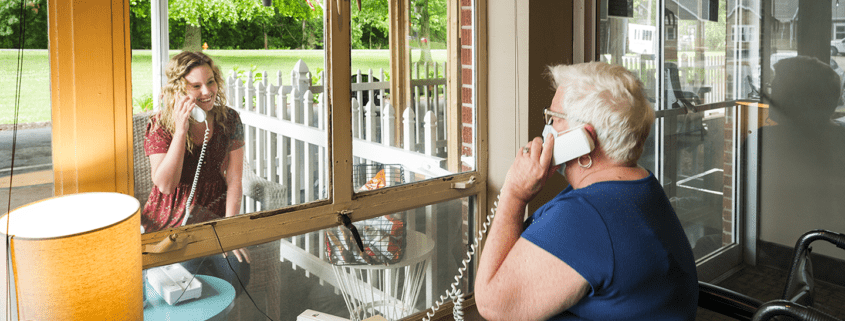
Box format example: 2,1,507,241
1,49,446,124
0,50,51,124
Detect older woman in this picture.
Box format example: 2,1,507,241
475,62,698,320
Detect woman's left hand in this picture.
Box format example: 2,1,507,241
501,134,560,204
225,248,251,264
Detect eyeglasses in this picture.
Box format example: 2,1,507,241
543,108,567,125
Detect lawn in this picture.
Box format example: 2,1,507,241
1,49,446,124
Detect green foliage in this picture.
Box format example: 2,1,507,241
133,93,155,113
231,64,265,85
128,0,326,50
410,0,447,43
351,0,389,49
0,0,48,49
130,0,152,49
311,67,324,86
168,0,275,27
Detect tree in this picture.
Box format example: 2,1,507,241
351,0,389,49
269,0,323,49
165,0,275,51
410,0,446,63
0,0,48,49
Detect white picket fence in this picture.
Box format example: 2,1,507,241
227,59,452,315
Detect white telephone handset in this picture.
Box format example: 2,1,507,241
545,124,595,166
190,104,207,123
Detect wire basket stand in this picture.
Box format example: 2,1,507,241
331,231,434,321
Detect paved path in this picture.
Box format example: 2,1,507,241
1,126,54,213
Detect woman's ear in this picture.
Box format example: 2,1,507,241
584,125,598,143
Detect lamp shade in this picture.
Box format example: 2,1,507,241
0,192,142,320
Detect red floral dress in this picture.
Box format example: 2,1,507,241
142,108,244,233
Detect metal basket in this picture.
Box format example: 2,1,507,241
352,163,405,191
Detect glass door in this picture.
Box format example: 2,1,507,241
600,0,749,281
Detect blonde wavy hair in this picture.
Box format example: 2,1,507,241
546,62,654,165
156,51,229,154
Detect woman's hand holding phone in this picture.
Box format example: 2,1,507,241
174,95,197,134
501,134,559,204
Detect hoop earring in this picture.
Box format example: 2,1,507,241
578,154,592,168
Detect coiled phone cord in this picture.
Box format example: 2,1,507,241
421,193,499,321
182,121,210,227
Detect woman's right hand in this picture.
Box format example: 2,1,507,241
501,134,559,204
173,94,196,134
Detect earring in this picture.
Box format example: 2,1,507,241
578,154,592,168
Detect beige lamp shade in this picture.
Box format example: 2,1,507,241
0,192,142,320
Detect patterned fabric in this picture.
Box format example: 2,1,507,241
142,108,244,233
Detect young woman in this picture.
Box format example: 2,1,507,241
143,51,250,264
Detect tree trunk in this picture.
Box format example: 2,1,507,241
183,23,202,52
416,0,433,64
302,20,308,49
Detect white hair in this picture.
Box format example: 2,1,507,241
546,62,654,164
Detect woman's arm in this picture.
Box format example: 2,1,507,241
224,146,244,219
223,146,250,263
150,97,194,194
475,135,590,320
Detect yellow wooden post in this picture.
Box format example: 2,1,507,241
48,0,133,195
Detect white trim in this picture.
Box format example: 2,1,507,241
151,0,169,112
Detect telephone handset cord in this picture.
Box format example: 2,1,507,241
182,120,210,227
421,193,499,321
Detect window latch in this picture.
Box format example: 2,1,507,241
451,176,476,189
144,233,191,254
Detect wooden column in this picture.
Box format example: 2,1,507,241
48,0,133,196
328,0,353,202
390,0,411,147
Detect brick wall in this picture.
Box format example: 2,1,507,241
461,0,475,172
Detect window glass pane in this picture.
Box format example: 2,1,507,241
756,1,845,259
133,3,328,234
663,108,735,260
2,1,53,214
602,0,740,260
351,0,472,193
144,196,474,320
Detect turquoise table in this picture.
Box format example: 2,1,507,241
144,275,235,321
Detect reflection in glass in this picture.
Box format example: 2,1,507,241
602,0,739,260
756,1,845,258
142,197,473,320
139,51,247,233
134,9,329,224
351,0,469,193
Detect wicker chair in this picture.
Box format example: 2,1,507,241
133,112,154,209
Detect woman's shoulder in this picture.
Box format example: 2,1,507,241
145,112,169,135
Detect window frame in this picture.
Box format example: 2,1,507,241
46,0,485,273
127,1,487,270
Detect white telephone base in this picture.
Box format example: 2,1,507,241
146,263,203,305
